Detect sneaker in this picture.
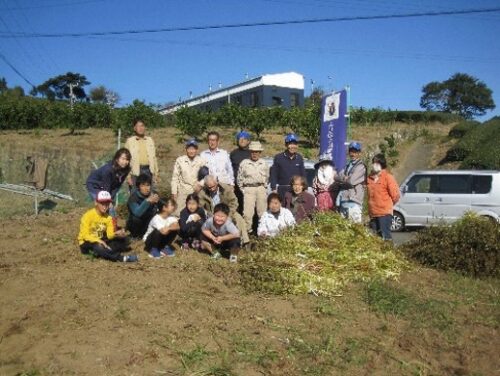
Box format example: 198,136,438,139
123,255,138,263
211,251,222,260
229,254,238,263
149,248,162,259
161,246,175,257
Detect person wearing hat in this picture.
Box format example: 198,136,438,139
270,133,306,202
230,131,252,214
171,139,207,216
78,190,137,263
333,141,367,223
312,153,337,211
237,141,270,232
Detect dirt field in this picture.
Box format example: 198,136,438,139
0,209,498,375
3,123,498,375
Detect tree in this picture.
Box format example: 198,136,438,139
34,72,90,101
173,105,209,140
89,85,121,107
0,77,7,93
420,73,495,119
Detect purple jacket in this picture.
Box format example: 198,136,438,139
283,191,315,223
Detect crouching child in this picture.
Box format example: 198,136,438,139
179,194,207,250
201,203,240,262
257,192,296,238
78,191,137,262
143,198,179,259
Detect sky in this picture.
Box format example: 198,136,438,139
1,0,500,120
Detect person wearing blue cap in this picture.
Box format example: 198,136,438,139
270,133,306,202
171,138,207,216
230,130,251,214
333,141,367,223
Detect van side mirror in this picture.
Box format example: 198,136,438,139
401,185,408,194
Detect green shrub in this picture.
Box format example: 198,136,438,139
402,213,500,278
448,121,479,138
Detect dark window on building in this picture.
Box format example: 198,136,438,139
472,175,492,194
272,96,283,106
290,93,299,107
250,92,259,107
437,175,471,194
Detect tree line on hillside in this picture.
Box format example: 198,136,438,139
0,72,495,141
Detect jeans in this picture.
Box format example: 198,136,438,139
369,214,393,240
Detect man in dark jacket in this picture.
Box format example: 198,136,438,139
230,131,251,214
270,133,306,202
126,174,160,238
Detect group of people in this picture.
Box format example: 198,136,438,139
78,119,401,264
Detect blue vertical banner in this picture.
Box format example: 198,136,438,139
319,89,348,171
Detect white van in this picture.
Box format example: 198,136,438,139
392,170,500,231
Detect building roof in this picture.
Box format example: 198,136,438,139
159,72,304,114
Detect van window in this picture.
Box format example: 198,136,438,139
407,175,433,193
437,175,471,194
472,175,492,194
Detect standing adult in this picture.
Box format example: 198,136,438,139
334,142,366,223
237,141,269,233
171,139,207,216
230,131,251,213
367,154,400,240
198,175,250,245
124,119,159,188
201,131,234,187
270,133,306,202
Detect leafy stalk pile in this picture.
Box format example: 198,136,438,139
240,212,408,297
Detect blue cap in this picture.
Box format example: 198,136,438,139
348,141,362,151
236,131,251,140
185,139,198,148
285,133,298,144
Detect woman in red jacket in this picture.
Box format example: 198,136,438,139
366,154,401,240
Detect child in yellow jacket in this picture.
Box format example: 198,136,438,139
78,191,138,262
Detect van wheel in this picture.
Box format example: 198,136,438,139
481,215,499,225
391,212,405,232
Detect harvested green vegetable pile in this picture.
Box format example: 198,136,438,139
240,212,409,296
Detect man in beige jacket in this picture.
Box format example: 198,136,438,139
171,139,207,215
237,141,269,233
124,119,159,188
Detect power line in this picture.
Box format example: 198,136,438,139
0,7,499,38
0,50,35,88
0,0,106,11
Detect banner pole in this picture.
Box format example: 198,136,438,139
345,85,351,140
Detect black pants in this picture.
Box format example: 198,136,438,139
179,223,203,243
144,229,177,251
277,185,291,204
234,185,244,215
126,216,151,239
80,238,130,262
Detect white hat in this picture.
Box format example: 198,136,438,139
248,141,264,152
96,191,112,203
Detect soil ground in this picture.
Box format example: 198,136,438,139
2,124,498,375
0,209,498,375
